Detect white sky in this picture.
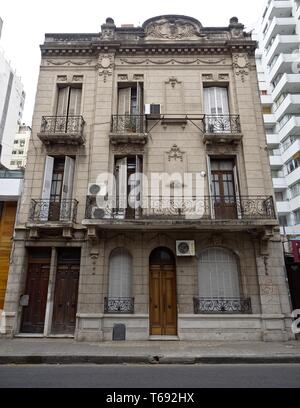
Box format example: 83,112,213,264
0,0,267,125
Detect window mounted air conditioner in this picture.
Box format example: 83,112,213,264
145,104,161,117
176,240,195,257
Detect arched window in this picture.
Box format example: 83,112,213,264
108,248,132,298
198,247,240,298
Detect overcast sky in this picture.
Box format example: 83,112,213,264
0,0,266,125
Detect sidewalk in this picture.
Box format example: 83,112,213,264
0,338,300,364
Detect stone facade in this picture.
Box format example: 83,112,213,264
1,15,295,342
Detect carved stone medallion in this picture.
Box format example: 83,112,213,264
143,15,203,40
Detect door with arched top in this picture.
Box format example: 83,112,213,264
149,247,177,335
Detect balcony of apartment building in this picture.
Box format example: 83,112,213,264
27,198,79,238
274,93,300,121
37,116,85,145
201,114,242,144
109,114,148,145
269,148,283,168
0,169,23,201
272,167,287,190
278,115,300,141
264,34,299,66
266,132,280,147
262,16,295,50
272,73,300,101
262,1,293,28
83,195,277,234
268,53,297,83
281,137,300,163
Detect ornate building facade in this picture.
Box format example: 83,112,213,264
1,15,294,341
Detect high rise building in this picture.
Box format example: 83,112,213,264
9,124,31,170
1,15,294,342
256,0,300,309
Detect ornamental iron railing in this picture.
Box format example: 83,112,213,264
85,195,276,221
202,115,241,134
29,199,78,223
193,297,252,314
104,297,135,314
40,116,85,135
111,115,146,134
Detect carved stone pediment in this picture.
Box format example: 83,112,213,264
143,15,203,41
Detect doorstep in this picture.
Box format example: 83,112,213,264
149,335,180,341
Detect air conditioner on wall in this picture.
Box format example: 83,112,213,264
176,240,195,257
144,104,161,117
88,183,107,196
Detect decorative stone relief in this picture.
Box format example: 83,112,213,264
112,144,145,155
165,77,181,88
72,75,83,82
202,74,214,81
229,17,245,39
210,234,224,246
133,74,144,81
97,54,114,82
144,16,203,40
101,17,116,40
233,53,250,83
46,59,93,66
167,144,185,162
57,75,68,82
119,57,226,66
218,73,229,81
118,74,128,81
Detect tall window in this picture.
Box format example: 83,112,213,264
204,87,229,115
198,247,241,298
117,83,144,116
56,85,82,117
108,248,132,298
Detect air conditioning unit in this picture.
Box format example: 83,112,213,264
176,240,195,257
88,183,107,196
145,104,161,117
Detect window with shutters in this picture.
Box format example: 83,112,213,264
203,87,229,115
56,85,82,117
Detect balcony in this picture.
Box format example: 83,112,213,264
0,170,24,200
272,73,300,101
276,200,290,214
266,133,280,147
84,195,276,232
269,53,297,83
193,297,252,314
263,113,277,127
272,177,287,190
265,34,299,66
263,1,293,25
202,115,242,144
104,297,134,314
28,199,78,224
282,138,300,163
263,17,295,49
109,115,148,145
274,94,300,121
279,116,300,140
269,155,283,168
260,94,273,106
38,116,85,145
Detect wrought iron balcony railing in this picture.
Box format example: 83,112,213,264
193,297,252,314
85,195,276,221
104,297,134,314
202,115,241,134
41,115,85,134
111,115,146,134
29,199,78,223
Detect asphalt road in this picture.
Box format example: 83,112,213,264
0,364,300,388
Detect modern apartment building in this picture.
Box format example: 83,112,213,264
1,15,294,342
256,0,300,236
0,20,25,169
9,124,31,170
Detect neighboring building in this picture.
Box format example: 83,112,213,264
0,17,3,39
255,0,300,309
9,124,31,170
1,15,294,341
0,20,25,168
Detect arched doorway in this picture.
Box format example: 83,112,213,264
149,247,177,336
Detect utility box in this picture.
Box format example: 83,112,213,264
112,323,126,341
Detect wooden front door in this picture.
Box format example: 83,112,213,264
20,252,51,334
212,169,237,220
150,264,177,336
52,262,79,334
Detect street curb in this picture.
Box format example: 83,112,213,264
1,355,300,365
